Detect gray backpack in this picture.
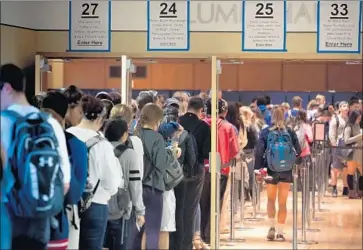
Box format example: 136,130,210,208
108,140,133,220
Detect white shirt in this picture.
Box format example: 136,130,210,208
67,126,122,205
0,104,71,185
129,135,144,179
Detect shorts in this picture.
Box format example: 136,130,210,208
266,171,293,185
332,149,347,170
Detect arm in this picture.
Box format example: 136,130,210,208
152,135,175,174
99,141,122,196
51,119,71,193
329,117,338,146
254,129,268,170
126,150,145,217
202,124,211,160
229,126,240,160
66,139,88,204
305,124,313,143
289,129,302,156
344,126,362,145
184,135,197,168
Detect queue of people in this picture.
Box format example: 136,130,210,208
0,63,362,250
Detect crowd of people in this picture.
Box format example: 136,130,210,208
0,63,362,250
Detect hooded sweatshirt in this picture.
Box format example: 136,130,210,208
111,140,145,219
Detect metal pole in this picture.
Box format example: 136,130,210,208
292,165,298,250
245,171,264,222
236,153,252,232
298,161,318,245
229,163,235,241
306,157,321,232
311,151,324,222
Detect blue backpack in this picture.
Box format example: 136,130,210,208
3,110,64,218
265,129,296,172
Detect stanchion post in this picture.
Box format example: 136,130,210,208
245,171,264,222
292,165,298,250
229,161,235,241
298,161,318,245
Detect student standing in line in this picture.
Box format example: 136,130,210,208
67,95,122,250
0,64,71,250
104,118,145,250
344,110,363,199
41,91,88,250
134,103,179,250
254,105,301,242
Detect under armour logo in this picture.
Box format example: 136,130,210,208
39,156,54,167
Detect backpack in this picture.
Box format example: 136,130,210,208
294,123,307,150
3,110,64,218
107,139,133,220
78,134,104,215
265,129,297,173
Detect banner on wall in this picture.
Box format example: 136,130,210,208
147,0,190,51
69,0,111,52
242,0,287,52
317,1,362,53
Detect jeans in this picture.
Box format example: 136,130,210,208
79,203,108,250
104,218,127,250
170,167,204,250
194,204,201,233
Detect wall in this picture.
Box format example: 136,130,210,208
0,25,37,68
1,1,362,60
45,59,363,92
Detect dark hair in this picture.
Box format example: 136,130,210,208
226,102,244,131
0,64,25,92
42,91,69,118
81,95,106,121
109,92,122,105
32,94,46,109
347,110,362,127
63,85,84,106
101,99,114,119
104,117,128,142
256,96,267,106
264,95,271,105
137,94,154,110
297,109,308,123
318,107,332,118
95,91,112,102
188,97,205,111
349,98,359,107
251,97,257,103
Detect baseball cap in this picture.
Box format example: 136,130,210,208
164,98,179,108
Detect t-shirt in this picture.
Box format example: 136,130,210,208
0,104,71,185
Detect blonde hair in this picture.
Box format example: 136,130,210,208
239,106,253,127
134,103,163,136
281,102,290,110
316,94,325,104
110,104,133,124
173,91,189,115
307,99,318,110
270,105,286,130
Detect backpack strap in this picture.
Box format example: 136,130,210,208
85,133,103,196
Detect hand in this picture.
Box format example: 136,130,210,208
137,215,145,228
176,148,182,158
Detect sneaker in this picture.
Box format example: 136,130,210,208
276,234,286,242
267,227,276,241
332,189,338,197
342,187,349,196
348,190,360,199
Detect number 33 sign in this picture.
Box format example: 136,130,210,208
69,0,111,52
147,0,190,51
